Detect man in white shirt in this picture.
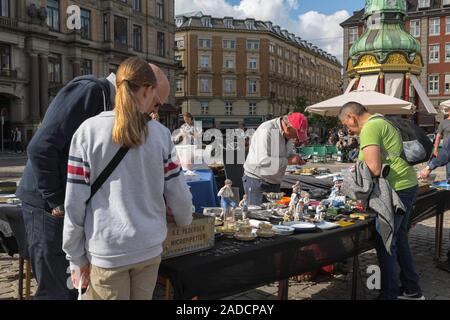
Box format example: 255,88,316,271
243,113,308,205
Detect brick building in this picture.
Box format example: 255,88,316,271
175,12,343,129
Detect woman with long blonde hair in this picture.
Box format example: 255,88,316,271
62,57,193,300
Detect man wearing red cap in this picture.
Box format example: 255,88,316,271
243,113,308,205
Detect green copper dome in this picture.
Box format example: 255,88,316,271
349,0,421,64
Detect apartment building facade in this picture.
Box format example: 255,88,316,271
175,12,342,129
0,0,177,144
342,0,450,114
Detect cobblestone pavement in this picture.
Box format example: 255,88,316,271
1,212,448,300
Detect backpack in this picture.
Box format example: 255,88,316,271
371,115,433,165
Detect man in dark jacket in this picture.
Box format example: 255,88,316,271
16,75,115,299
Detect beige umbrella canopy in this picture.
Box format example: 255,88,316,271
305,90,415,117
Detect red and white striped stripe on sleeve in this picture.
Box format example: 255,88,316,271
67,156,90,186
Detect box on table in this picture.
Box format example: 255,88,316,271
162,215,215,260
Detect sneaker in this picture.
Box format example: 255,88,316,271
398,292,426,300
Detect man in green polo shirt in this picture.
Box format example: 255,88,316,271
339,101,424,300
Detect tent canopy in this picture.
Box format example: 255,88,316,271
305,90,414,117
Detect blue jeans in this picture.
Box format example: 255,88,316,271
374,186,422,299
21,203,77,300
220,197,236,210
242,175,280,206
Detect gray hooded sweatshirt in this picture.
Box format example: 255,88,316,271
342,161,406,255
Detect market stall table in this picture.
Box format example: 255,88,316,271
159,188,450,300
186,169,219,213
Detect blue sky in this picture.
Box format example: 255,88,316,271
175,0,366,61
226,0,364,16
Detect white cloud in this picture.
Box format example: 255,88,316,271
175,1,350,63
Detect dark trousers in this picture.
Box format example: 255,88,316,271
21,202,77,300
374,186,422,299
242,174,280,206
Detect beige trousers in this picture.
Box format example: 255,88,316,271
83,255,161,300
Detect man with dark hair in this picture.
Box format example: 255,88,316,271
339,101,424,300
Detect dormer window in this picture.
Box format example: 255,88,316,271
265,21,273,30
201,16,212,27
245,19,256,30
176,17,184,28
224,18,234,28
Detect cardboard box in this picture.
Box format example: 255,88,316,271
162,215,215,260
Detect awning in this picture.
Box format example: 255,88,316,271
194,117,215,128
244,117,263,127
357,74,379,91
345,78,356,94
385,73,404,97
410,75,438,114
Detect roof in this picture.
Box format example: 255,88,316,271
175,12,341,66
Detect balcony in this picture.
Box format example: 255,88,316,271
0,69,18,78
0,16,18,28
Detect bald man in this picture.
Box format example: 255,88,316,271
149,63,170,113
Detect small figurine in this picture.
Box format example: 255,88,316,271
239,194,249,220
329,176,344,199
294,199,304,221
288,182,301,216
315,202,326,221
218,179,237,212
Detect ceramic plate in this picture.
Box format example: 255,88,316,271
234,233,257,241
287,222,317,231
256,230,276,238
272,225,295,235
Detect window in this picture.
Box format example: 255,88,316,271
349,27,358,44
47,0,60,31
201,102,209,115
1,0,8,17
157,32,165,57
285,49,290,60
293,66,297,78
224,79,234,93
175,18,184,27
446,17,450,34
269,43,275,54
223,40,236,49
48,54,62,84
429,44,440,63
278,46,283,57
224,18,233,28
419,0,430,8
198,38,212,49
445,75,450,93
80,9,91,40
225,102,233,115
224,57,234,69
201,17,212,28
133,25,142,51
444,0,450,6
286,64,290,76
133,0,141,12
248,79,258,94
114,16,128,46
245,20,256,30
176,79,183,92
249,103,257,116
200,78,210,93
103,14,109,41
246,40,260,50
270,58,275,72
157,0,164,20
176,37,185,49
0,44,10,75
80,59,92,76
278,61,283,73
200,55,210,68
109,64,119,74
428,75,439,94
248,57,257,70
410,20,420,37
446,44,450,62
429,18,440,36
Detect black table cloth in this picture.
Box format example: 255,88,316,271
159,219,376,300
